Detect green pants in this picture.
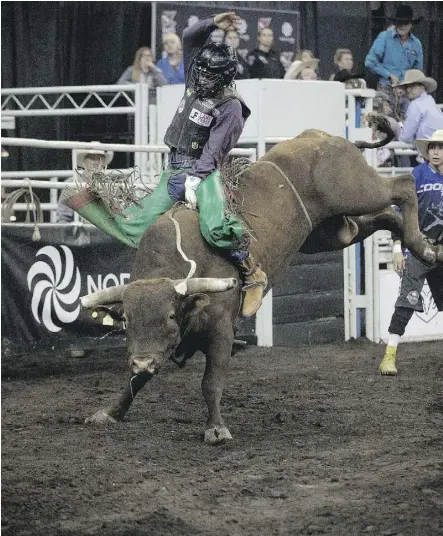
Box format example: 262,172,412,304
72,168,246,251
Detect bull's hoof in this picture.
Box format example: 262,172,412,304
204,426,233,445
85,409,118,425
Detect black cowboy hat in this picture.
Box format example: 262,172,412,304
334,69,365,84
388,5,423,24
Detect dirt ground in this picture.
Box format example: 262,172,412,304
2,339,443,536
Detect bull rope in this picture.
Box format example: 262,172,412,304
168,211,197,280
252,160,313,232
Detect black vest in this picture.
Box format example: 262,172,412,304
164,87,251,159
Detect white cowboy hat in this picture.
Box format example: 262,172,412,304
416,129,443,158
76,142,114,168
394,69,437,94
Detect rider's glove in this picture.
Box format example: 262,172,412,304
184,175,202,210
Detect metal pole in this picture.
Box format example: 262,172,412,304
1,137,171,153
49,178,58,223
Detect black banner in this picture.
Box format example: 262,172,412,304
1,226,136,351
155,2,300,71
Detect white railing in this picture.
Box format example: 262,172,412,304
1,84,136,116
1,138,256,223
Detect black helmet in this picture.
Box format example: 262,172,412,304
191,43,238,97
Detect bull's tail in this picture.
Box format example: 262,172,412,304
354,115,395,149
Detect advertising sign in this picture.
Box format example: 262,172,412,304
154,2,300,71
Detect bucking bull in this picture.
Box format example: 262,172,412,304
81,122,443,444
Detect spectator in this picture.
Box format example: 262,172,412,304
365,4,423,119
117,47,167,88
393,70,443,145
224,30,249,80
295,50,316,63
57,146,113,223
156,33,185,85
246,28,285,79
329,48,354,80
285,58,319,81
379,129,443,376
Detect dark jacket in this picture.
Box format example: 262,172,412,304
246,48,285,79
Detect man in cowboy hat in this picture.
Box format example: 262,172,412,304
393,70,443,144
379,129,443,376
56,144,113,223
365,4,423,119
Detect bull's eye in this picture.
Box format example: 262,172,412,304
168,312,176,320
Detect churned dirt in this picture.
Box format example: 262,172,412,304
2,340,443,536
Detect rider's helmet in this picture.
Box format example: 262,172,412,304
191,43,238,97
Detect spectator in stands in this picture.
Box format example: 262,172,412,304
57,146,113,223
284,58,319,81
247,28,285,79
392,70,443,144
224,30,249,80
379,129,443,376
365,5,423,120
295,50,316,63
117,47,167,88
156,33,185,85
329,48,354,80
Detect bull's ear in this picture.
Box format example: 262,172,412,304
181,293,210,315
91,304,125,322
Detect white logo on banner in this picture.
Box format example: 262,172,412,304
281,22,293,37
27,246,81,332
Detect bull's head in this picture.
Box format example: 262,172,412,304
80,277,237,375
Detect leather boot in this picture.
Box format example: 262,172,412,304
236,255,268,317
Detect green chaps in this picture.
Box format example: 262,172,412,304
71,168,246,251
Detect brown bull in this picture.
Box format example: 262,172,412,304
82,129,443,444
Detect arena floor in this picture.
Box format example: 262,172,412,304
2,340,442,536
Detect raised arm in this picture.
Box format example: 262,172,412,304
183,12,241,82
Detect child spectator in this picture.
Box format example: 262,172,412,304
284,58,319,81
117,47,167,88
224,30,249,79
247,28,285,79
156,33,185,85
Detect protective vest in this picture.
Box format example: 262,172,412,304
164,87,251,158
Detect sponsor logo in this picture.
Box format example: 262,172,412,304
27,245,131,333
27,246,81,333
258,17,272,30
178,98,185,113
281,22,293,37
407,290,420,306
191,142,199,150
416,183,443,195
161,10,177,34
187,15,199,27
415,283,438,323
189,108,212,127
238,18,250,41
279,21,296,44
210,28,225,44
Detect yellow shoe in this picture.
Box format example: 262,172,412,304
237,255,268,317
379,347,398,375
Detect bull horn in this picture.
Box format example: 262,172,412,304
174,278,238,296
80,284,128,308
